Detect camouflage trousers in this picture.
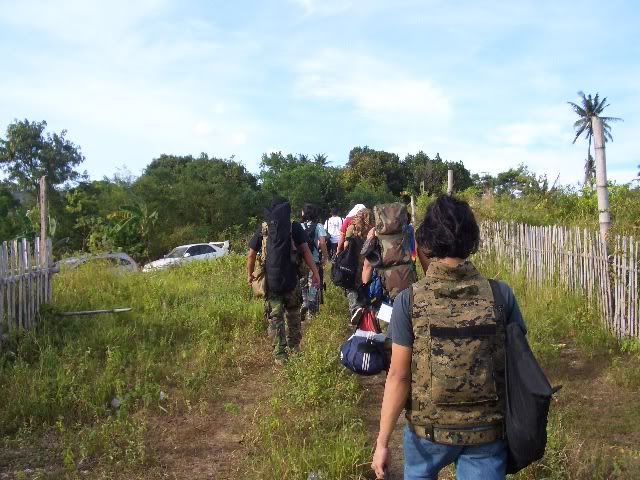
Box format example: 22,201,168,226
265,286,302,358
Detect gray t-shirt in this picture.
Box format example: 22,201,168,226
389,280,527,348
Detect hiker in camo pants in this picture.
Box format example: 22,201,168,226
265,285,302,357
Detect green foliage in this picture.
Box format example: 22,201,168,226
134,153,263,258
472,164,548,197
466,183,640,237
344,146,407,196
260,152,345,216
0,181,28,240
0,119,86,192
405,151,472,195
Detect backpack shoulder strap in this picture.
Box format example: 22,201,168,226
488,278,509,327
260,222,269,258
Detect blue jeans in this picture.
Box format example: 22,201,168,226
403,426,507,480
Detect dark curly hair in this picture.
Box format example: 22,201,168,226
302,203,319,222
415,195,480,259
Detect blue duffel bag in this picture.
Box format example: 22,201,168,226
340,331,389,376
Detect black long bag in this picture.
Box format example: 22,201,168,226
330,238,361,290
489,280,557,475
265,202,298,294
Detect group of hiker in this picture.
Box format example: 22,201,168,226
245,195,555,480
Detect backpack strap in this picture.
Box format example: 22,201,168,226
260,222,269,259
488,278,509,327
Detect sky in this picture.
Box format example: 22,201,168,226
1,0,639,185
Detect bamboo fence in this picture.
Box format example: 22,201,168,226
479,221,639,339
0,237,53,335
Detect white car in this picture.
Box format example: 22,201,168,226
142,241,229,272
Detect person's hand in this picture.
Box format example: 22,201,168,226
371,445,389,479
367,226,376,240
311,271,321,288
247,272,255,286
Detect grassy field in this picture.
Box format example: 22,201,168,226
0,256,266,478
1,255,639,479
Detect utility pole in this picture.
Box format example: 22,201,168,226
592,117,611,242
447,169,454,195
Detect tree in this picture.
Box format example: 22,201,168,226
259,152,345,215
0,119,86,192
568,92,622,184
404,152,472,195
0,182,27,241
492,165,548,196
343,147,407,196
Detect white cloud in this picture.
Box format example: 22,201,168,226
296,49,452,124
488,106,575,148
288,0,356,16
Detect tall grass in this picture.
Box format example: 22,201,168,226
0,256,264,471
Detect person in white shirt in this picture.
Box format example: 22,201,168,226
324,208,343,259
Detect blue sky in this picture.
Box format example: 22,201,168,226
1,0,638,185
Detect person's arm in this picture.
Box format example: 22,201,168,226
319,236,329,266
362,258,373,284
371,344,412,478
246,248,257,285
337,233,345,254
299,243,321,287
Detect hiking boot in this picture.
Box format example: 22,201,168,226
350,307,364,326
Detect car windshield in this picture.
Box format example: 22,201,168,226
166,246,189,258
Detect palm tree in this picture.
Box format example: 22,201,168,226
312,153,329,166
568,91,622,184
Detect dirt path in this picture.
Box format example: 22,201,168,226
360,374,405,479
128,337,276,480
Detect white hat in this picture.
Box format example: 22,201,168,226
346,204,366,218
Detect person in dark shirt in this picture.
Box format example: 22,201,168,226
246,198,319,365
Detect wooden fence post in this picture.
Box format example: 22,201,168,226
39,176,48,268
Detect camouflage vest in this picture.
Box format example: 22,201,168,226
406,260,506,445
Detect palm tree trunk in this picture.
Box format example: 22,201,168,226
592,116,611,242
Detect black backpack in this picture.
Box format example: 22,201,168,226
303,222,318,256
489,279,560,474
331,238,361,289
265,202,298,294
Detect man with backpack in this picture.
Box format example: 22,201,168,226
300,203,329,320
246,198,321,365
372,195,532,479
